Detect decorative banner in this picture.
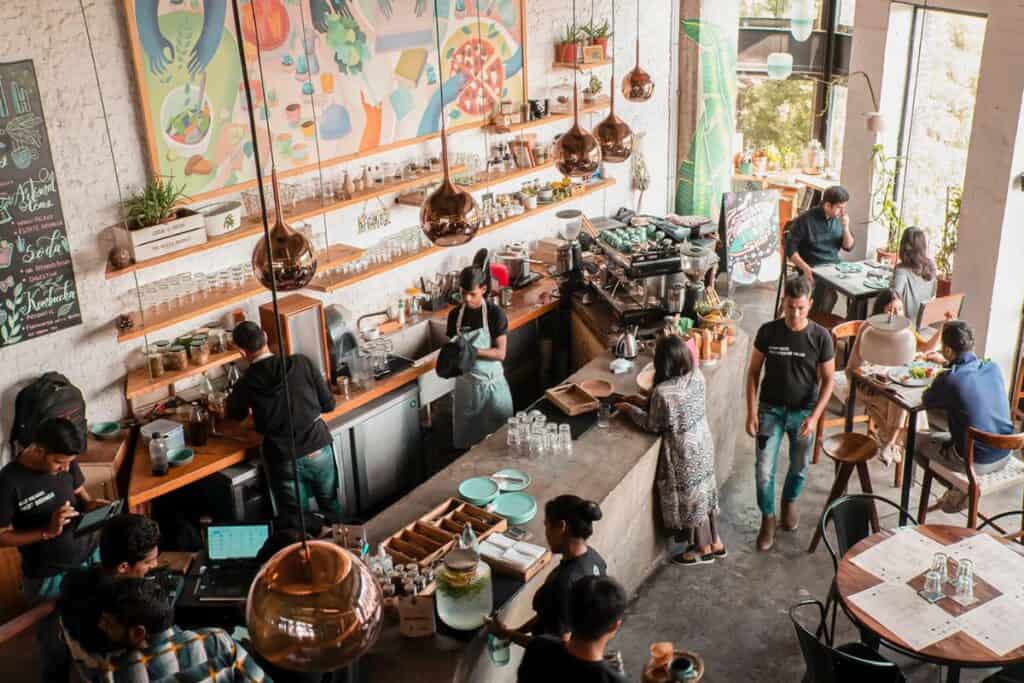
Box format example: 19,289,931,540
122,0,526,201
719,190,782,286
0,60,82,348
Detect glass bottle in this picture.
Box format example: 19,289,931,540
435,547,493,630
149,432,169,476
187,402,210,447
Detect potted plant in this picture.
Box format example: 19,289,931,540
583,73,602,103
869,144,905,265
583,18,611,58
936,185,961,296
123,176,191,229
121,176,205,260
556,25,583,64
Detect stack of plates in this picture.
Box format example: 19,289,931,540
458,477,501,506
493,492,537,526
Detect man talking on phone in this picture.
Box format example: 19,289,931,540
0,417,108,682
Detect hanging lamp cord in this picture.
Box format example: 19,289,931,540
433,0,452,178
230,0,311,555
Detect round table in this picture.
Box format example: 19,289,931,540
837,525,1024,682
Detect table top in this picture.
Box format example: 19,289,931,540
850,365,931,412
813,260,893,298
837,524,1024,667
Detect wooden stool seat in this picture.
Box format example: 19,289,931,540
809,434,880,553
822,433,878,465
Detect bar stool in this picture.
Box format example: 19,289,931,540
808,433,880,553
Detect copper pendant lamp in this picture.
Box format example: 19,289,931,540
594,0,633,162
556,0,602,178
622,0,654,102
421,0,480,246
252,169,318,291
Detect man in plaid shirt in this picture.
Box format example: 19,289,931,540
86,579,269,683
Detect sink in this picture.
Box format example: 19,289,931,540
383,318,455,404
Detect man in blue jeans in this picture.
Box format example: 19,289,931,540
226,322,342,524
746,276,836,551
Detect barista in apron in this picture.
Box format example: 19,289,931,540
447,267,514,449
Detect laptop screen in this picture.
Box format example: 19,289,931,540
206,523,270,561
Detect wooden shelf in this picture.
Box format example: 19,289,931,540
318,243,364,272
308,178,616,294
125,348,242,400
117,280,265,343
552,59,612,71
106,167,460,280
457,160,557,193
485,97,610,134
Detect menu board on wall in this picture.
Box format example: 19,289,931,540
719,190,782,286
0,60,82,348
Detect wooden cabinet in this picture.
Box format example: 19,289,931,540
571,311,608,371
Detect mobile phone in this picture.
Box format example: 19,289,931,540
505,526,531,542
73,499,125,537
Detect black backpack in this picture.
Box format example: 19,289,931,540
10,372,87,453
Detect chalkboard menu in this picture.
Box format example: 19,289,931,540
0,60,81,348
719,190,782,286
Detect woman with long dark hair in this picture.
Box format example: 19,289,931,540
894,226,937,325
616,336,723,565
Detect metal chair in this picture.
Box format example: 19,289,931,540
977,509,1024,543
809,434,880,553
790,599,907,682
817,494,918,641
918,427,1024,529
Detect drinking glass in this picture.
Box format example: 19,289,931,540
558,424,573,457
194,273,208,298
931,553,948,585
231,265,246,289
179,273,194,302
505,417,519,453
526,430,543,459
954,559,974,585
598,401,611,428
545,423,559,454
530,413,547,432
954,574,974,602
923,569,943,599
515,415,531,448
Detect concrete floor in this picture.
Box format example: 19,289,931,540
610,282,1020,682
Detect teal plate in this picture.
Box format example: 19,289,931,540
493,468,531,492
836,262,864,274
458,477,500,506
493,492,537,525
168,448,194,467
89,422,122,440
863,278,889,290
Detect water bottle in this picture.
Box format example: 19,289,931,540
149,432,169,476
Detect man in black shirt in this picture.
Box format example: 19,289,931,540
784,185,854,314
746,276,835,551
0,418,105,682
59,513,161,661
518,575,627,683
226,321,341,522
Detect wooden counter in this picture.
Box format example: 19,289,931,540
126,277,561,506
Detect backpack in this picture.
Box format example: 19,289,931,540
10,372,87,453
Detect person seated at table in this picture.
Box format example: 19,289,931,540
918,321,1016,512
517,575,627,683
846,289,943,465
60,513,161,661
616,335,725,565
88,578,267,682
490,495,606,645
892,226,937,328
784,185,854,314
226,321,342,523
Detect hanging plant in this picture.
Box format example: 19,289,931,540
937,185,961,282
869,144,906,257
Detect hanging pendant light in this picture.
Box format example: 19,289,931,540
622,0,654,102
252,169,318,290
790,0,815,42
594,0,633,163
767,52,794,80
421,0,480,246
556,0,602,178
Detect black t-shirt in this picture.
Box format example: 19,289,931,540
754,319,835,409
531,547,607,637
518,636,626,683
58,565,116,653
0,459,93,578
446,303,509,340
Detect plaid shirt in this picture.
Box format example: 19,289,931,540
88,627,268,683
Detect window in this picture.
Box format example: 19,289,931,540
736,76,815,167
740,0,825,23
876,3,985,249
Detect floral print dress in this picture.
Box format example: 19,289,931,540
625,370,719,533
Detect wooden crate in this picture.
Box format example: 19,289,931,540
545,383,599,416
381,498,507,568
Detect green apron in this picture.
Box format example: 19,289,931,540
453,301,514,449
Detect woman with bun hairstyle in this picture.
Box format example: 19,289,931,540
489,495,607,646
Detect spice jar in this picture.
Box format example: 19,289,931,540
165,345,188,371
190,339,210,366
147,352,165,377
208,329,225,354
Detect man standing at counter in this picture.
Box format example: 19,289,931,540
446,266,514,449
226,322,342,523
785,185,854,314
746,276,835,551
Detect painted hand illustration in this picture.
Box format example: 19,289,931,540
189,0,226,76
377,0,393,18
415,0,427,16
135,0,175,74
310,0,351,33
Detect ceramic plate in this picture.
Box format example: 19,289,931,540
580,379,613,398
168,448,194,467
887,362,940,387
836,262,864,274
458,477,500,506
493,468,531,492
863,278,890,290
493,492,537,525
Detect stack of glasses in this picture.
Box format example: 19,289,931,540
506,411,572,459
128,263,255,316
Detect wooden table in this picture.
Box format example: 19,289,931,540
812,260,892,320
837,525,1024,681
846,367,930,525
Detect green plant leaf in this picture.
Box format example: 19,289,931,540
57,302,73,318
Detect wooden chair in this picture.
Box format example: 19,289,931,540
814,321,870,465
809,434,879,553
916,293,965,330
1013,343,1024,431
918,427,1024,529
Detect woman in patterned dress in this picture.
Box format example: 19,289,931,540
617,335,725,565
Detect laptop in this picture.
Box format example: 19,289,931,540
193,522,271,602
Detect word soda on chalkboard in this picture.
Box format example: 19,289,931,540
0,59,81,348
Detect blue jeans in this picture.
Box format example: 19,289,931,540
274,446,343,523
755,403,815,516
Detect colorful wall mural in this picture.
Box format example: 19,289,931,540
123,0,526,200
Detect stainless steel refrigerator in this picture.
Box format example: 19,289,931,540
329,383,422,517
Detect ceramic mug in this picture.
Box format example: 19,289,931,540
286,103,301,127
301,120,315,138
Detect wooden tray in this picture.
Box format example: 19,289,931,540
545,383,600,416
483,546,554,583
381,498,508,568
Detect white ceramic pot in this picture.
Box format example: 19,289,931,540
199,201,243,238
